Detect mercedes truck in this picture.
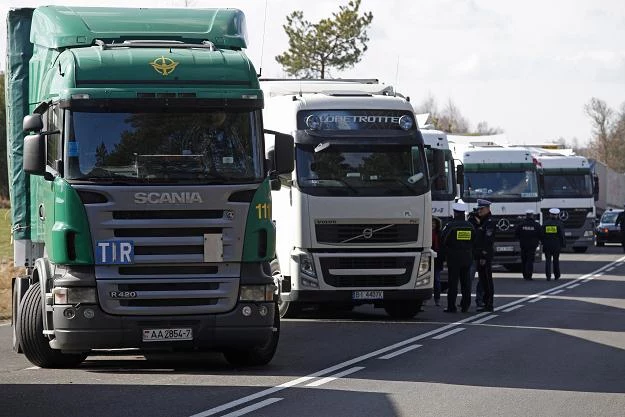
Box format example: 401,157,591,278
261,79,433,319
7,6,293,368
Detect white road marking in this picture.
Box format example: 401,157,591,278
528,296,545,303
378,344,422,360
568,283,581,289
432,328,466,340
306,366,365,387
471,314,498,324
503,305,524,313
189,254,625,417
24,366,39,370
220,398,283,417
550,289,565,295
605,267,615,272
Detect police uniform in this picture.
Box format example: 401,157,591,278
440,203,475,313
542,208,566,280
615,208,625,253
474,199,496,312
515,210,542,280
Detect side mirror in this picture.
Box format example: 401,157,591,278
456,164,464,196
433,150,445,177
23,134,47,176
593,174,599,201
265,130,294,175
23,114,43,133
538,172,545,199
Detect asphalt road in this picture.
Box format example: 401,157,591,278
2,245,625,417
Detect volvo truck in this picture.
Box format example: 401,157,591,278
7,6,293,368
261,79,433,319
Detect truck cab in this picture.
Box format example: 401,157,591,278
7,6,293,368
261,79,433,319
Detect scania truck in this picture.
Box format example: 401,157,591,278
531,149,596,252
261,79,433,319
7,6,293,368
453,145,543,267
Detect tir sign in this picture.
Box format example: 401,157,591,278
96,240,134,264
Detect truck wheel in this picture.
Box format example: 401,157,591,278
18,283,87,368
271,260,300,318
573,247,588,253
383,301,422,319
223,304,280,367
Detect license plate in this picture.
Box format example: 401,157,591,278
352,290,384,300
496,246,514,252
565,232,572,237
142,328,193,342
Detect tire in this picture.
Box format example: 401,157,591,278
573,247,588,253
271,259,300,318
383,301,422,319
223,304,280,367
17,283,87,368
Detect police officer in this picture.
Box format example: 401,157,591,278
615,206,625,253
440,202,475,313
542,208,566,280
474,199,496,312
515,209,543,280
467,207,484,307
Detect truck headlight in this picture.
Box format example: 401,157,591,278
53,287,97,304
299,252,317,279
418,253,431,277
239,284,276,302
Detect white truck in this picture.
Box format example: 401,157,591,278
422,129,456,224
261,79,433,319
531,149,596,252
452,144,542,267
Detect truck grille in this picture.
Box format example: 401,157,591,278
315,224,419,244
492,215,524,240
540,208,591,229
320,256,414,287
97,277,238,315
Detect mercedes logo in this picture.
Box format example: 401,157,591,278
496,218,511,231
362,228,373,239
559,210,569,222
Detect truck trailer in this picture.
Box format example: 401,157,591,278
7,6,293,368
261,79,433,319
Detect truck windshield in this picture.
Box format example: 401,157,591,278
463,170,539,201
296,144,429,197
543,172,593,198
66,110,263,183
426,148,455,200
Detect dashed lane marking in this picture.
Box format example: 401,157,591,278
471,314,499,324
220,398,283,417
432,328,466,340
378,345,422,360
306,366,365,387
503,305,524,313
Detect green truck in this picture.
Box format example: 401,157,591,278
6,6,293,368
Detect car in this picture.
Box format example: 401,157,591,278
594,209,624,246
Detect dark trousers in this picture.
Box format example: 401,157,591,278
544,250,561,279
447,263,471,311
470,261,484,306
520,247,536,280
477,259,494,308
433,267,442,302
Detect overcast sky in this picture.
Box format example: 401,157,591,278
2,0,624,145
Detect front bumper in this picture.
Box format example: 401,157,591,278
283,288,432,303
49,302,275,352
